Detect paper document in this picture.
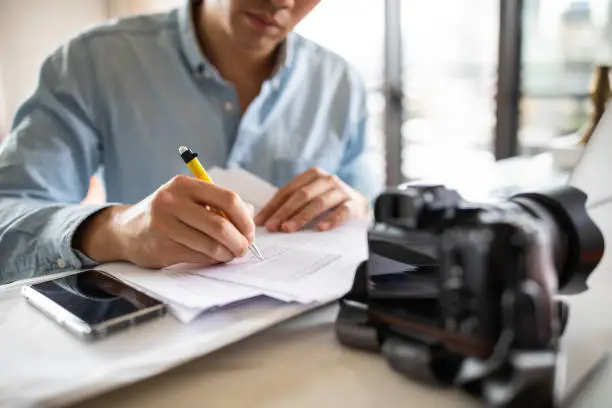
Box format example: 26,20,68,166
99,262,262,309
192,243,342,301
208,166,278,212
256,221,369,257
100,166,369,323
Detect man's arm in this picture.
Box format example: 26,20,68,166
0,36,111,285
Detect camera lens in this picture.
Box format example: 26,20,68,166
510,186,605,294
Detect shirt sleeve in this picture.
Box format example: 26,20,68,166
336,76,385,203
0,36,113,285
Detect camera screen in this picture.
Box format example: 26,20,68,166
367,233,441,324
29,270,162,326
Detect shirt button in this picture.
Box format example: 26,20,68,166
195,65,205,77
56,258,66,268
224,101,234,112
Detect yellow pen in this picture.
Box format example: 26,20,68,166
178,145,264,261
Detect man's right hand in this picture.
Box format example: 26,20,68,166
74,175,255,269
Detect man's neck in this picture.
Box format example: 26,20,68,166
195,6,279,86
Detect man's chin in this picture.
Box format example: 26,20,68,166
237,38,279,54
232,29,283,55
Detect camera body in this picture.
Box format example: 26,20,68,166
335,184,604,407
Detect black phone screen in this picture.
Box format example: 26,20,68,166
28,270,162,326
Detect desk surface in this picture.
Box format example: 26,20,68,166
70,304,478,408
69,205,612,408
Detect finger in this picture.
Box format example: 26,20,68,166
194,185,255,241
264,174,338,232
245,202,255,219
255,167,326,226
282,187,348,233
255,173,319,226
171,175,255,240
317,201,354,231
157,214,235,262
173,199,250,258
160,239,220,267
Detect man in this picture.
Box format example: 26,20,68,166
0,0,382,285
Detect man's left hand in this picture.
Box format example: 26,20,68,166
254,167,369,233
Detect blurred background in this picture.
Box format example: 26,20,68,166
0,0,610,191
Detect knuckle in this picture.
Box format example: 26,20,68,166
326,174,340,184
209,217,230,236
297,189,311,202
223,191,241,208
312,195,326,210
169,174,190,188
311,166,327,176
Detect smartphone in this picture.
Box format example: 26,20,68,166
22,269,166,341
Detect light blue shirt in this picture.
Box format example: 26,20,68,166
0,2,382,284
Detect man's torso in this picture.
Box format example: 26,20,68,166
80,6,364,204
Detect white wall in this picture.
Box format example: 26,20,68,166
0,0,108,136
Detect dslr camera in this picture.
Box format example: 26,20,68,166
335,184,604,407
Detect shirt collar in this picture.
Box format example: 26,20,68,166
177,0,295,80
177,0,205,74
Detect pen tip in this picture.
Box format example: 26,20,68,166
178,145,188,154
250,244,264,261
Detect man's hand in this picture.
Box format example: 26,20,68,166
74,175,255,268
254,167,369,233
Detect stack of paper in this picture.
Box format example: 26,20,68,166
99,167,369,323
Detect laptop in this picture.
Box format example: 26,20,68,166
554,105,612,404
568,106,612,211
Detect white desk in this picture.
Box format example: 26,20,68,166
68,304,479,408
66,157,611,408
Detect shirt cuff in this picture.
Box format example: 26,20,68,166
47,203,116,272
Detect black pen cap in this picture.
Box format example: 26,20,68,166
178,145,198,163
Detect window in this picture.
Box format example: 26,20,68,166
295,0,386,183
519,0,600,153
400,0,500,181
